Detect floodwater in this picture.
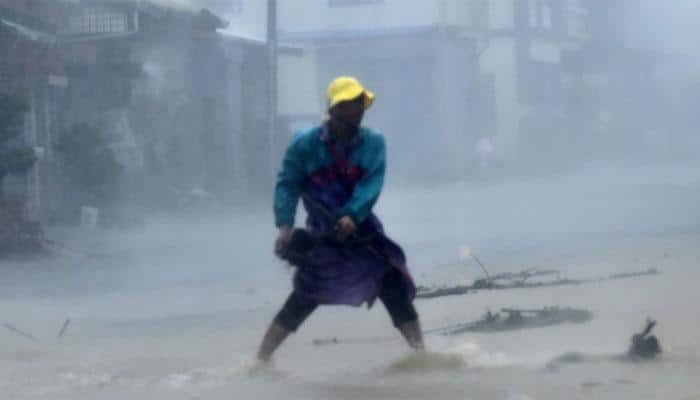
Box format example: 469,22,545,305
2,159,700,400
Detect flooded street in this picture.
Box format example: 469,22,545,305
2,160,699,400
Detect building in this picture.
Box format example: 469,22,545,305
478,0,689,165
0,0,70,221
277,0,487,179
54,1,271,214
582,0,700,158
128,3,271,201
2,0,273,225
475,0,590,168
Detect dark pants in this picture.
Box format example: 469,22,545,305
274,268,418,332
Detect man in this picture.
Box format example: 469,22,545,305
256,76,424,362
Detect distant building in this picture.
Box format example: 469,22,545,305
561,0,670,159
278,0,486,179
476,0,589,167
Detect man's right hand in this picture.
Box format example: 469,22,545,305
274,225,294,257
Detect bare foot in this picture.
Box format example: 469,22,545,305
239,359,289,380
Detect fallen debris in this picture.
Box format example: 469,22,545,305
58,318,71,338
312,335,395,347
546,319,662,370
609,268,658,280
427,306,593,336
627,319,661,359
312,305,593,346
2,323,37,341
416,267,659,299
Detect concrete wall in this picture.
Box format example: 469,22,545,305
565,0,588,39
530,40,560,63
489,0,515,30
278,47,322,118
278,0,439,36
478,0,589,161
480,37,521,159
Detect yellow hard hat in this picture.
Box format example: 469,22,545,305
326,76,374,110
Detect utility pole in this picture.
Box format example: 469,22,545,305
267,0,278,180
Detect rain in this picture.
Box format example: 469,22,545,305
1,1,699,399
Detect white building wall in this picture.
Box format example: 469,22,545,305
433,36,476,170
478,1,517,159
530,41,560,63
278,0,439,34
478,0,591,161
278,48,323,118
565,0,588,39
209,0,503,40
489,0,515,30
438,0,487,30
481,37,523,159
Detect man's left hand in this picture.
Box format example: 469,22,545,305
335,216,357,242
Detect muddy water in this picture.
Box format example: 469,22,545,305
2,161,700,399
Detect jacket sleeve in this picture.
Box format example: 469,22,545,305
340,135,386,224
274,137,305,227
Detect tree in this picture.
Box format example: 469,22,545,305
0,93,36,197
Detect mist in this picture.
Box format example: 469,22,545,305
1,1,700,399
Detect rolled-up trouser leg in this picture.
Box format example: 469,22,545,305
378,268,419,328
273,291,318,332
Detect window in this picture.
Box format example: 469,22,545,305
529,0,552,31
328,0,383,6
67,8,128,35
566,0,588,38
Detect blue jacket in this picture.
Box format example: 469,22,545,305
274,123,386,228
